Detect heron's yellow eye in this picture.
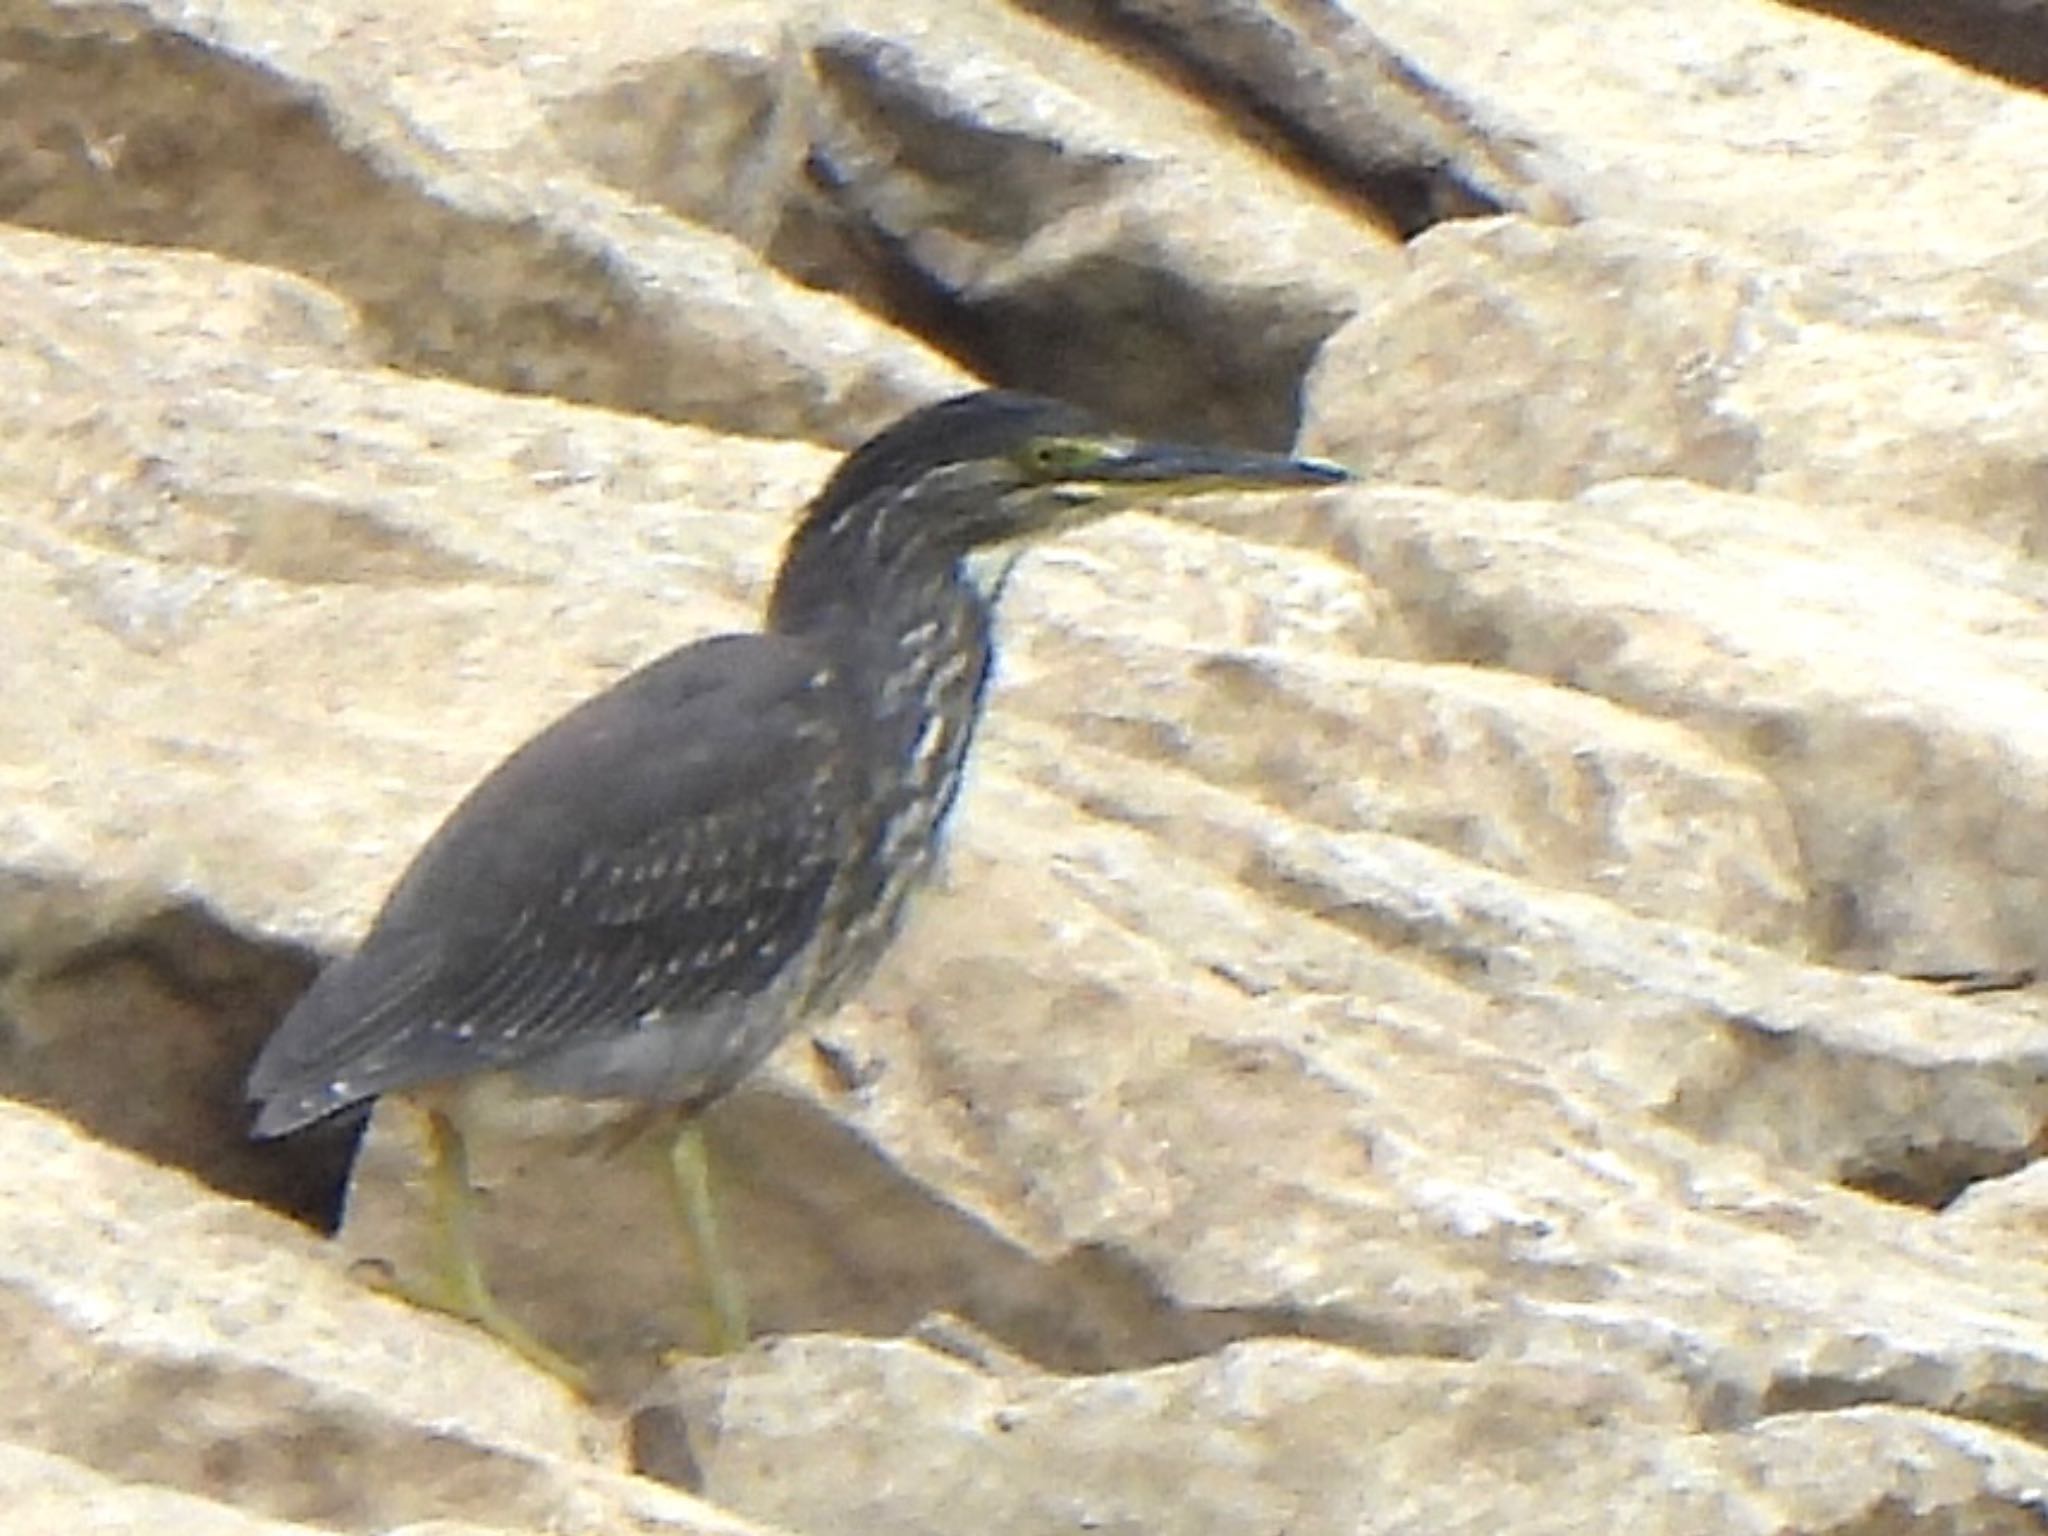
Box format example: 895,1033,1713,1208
1019,437,1107,480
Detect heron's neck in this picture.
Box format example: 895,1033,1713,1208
771,532,1004,1015
770,513,988,629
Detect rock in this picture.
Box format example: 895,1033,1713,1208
6,1,2048,1534
1357,0,2048,279
541,0,1399,441
0,218,834,1225
2,0,970,443
1065,0,1579,230
1307,218,2048,543
1251,477,2048,979
0,1441,325,1536
651,1336,2048,1536
348,742,2048,1408
780,3,1392,444
1816,2,2048,90
993,613,1811,946
0,1101,772,1535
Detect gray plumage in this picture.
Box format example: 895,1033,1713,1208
248,390,1346,1143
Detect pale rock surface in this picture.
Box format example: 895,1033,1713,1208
521,0,1397,440
3,0,972,443
656,1336,2048,1536
1362,0,2048,282
1309,218,2048,546
1052,0,1579,230
1251,478,2048,979
5,2,2048,1535
0,1441,326,1536
0,1101,774,1535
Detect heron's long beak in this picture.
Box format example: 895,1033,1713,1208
1089,439,1350,498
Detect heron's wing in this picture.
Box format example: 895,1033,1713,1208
248,633,859,1133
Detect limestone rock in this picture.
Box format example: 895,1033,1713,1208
535,0,1398,443
1359,0,2048,280
0,1442,325,1536
1254,478,2048,978
653,1336,2048,1536
1065,0,1579,230
0,218,834,1225
2,0,971,443
5,2,2048,1535
0,1101,772,1535
1307,218,2048,544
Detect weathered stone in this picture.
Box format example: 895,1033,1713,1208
1252,477,2048,979
651,1337,2048,1536
0,1441,324,1536
0,0,970,443
1359,0,2048,279
0,1101,771,1534
346,750,2048,1413
1074,0,1578,230
1307,218,2048,546
993,614,1810,946
7,2,2048,1534
539,0,1397,443
1776,2,2048,90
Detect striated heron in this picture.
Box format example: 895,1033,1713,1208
247,389,1347,1389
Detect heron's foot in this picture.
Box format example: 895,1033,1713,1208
654,1289,749,1370
647,1263,748,1369
350,1255,594,1395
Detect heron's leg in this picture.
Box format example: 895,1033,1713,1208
658,1113,750,1354
377,1098,592,1394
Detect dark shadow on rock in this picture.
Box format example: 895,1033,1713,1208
711,1085,1482,1375
0,899,361,1232
1782,2,2048,94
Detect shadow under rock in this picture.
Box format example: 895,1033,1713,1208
0,900,363,1233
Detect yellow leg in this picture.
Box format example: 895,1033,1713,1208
661,1117,750,1354
390,1103,593,1394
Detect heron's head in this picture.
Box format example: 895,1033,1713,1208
771,389,1348,628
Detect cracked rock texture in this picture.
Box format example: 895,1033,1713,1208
5,1,2048,1534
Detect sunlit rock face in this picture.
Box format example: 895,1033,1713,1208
8,2,2048,1533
